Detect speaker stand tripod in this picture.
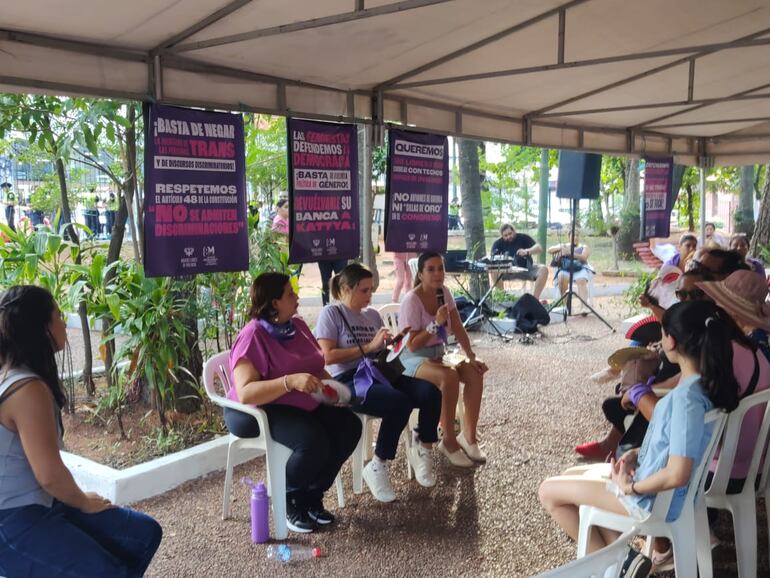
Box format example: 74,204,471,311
547,199,614,331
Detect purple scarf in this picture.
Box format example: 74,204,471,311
258,318,296,341
352,357,391,402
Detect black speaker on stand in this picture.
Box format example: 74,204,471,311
548,151,613,331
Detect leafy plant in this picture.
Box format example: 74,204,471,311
623,271,657,316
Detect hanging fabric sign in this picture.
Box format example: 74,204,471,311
384,129,449,252
287,118,359,264
643,156,676,239
143,103,248,277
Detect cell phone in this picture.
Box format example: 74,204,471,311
386,328,409,347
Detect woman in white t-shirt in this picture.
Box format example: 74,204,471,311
315,263,441,502
398,252,488,468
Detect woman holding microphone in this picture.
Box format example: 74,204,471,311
398,252,488,467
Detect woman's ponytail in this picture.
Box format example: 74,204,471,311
662,301,752,411
699,315,740,411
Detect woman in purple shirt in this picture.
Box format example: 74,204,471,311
226,272,361,534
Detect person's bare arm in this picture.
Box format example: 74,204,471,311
7,381,111,513
449,308,488,374
612,454,693,495
233,358,320,405
575,245,591,262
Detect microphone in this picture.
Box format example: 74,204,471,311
436,287,445,306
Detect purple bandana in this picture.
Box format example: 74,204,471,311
353,357,391,402
257,318,296,341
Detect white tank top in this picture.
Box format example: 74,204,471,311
0,367,61,509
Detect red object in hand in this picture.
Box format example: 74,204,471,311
322,384,338,400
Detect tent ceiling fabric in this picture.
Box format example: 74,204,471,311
3,0,770,164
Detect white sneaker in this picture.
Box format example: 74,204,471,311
362,459,396,502
437,440,475,467
409,443,437,487
457,432,487,463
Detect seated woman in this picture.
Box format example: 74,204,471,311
539,300,747,567
547,229,593,310
663,233,697,272
398,252,488,468
729,233,766,277
226,272,361,533
576,269,713,461
315,264,442,501
0,286,162,577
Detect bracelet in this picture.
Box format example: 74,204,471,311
283,375,290,392
426,321,440,335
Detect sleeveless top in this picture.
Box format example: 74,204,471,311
0,367,61,510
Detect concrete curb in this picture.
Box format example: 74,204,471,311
62,435,261,505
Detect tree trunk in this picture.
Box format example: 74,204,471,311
103,107,137,390
686,185,695,231
56,157,95,396
458,139,488,299
750,165,770,256
735,165,755,237
617,157,641,257
173,279,203,414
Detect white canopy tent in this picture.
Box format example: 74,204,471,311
3,0,770,166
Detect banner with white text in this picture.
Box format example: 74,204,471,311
384,129,449,252
287,118,359,263
143,104,248,277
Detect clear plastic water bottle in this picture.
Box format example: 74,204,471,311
265,544,323,564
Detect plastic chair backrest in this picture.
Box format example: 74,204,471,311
709,388,770,496
203,350,232,401
378,303,400,334
533,527,636,578
648,408,726,519
408,258,418,280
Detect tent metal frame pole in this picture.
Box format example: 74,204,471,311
0,29,145,62
152,0,254,52
0,75,148,102
388,35,770,90
528,28,770,117
171,0,454,53
649,116,770,129
374,0,592,90
699,165,707,245
636,79,770,128
534,89,770,118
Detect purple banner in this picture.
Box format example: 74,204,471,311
384,129,449,253
643,156,675,239
143,104,248,277
287,118,359,264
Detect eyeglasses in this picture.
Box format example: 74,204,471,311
675,288,706,301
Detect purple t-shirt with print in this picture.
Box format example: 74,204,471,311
398,287,456,347
314,305,384,376
228,317,323,411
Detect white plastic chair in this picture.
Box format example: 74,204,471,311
706,388,770,578
408,257,418,280
351,412,414,493
202,351,345,540
758,418,770,564
577,409,727,578
532,528,638,578
378,303,400,335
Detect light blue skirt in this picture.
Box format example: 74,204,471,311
399,344,446,377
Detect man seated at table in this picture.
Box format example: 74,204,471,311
490,223,548,299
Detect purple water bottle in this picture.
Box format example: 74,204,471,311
242,477,270,543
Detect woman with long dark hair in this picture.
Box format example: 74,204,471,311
315,263,441,502
538,300,746,570
0,286,162,577
397,252,488,468
226,272,361,533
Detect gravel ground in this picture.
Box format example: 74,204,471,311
105,296,765,578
